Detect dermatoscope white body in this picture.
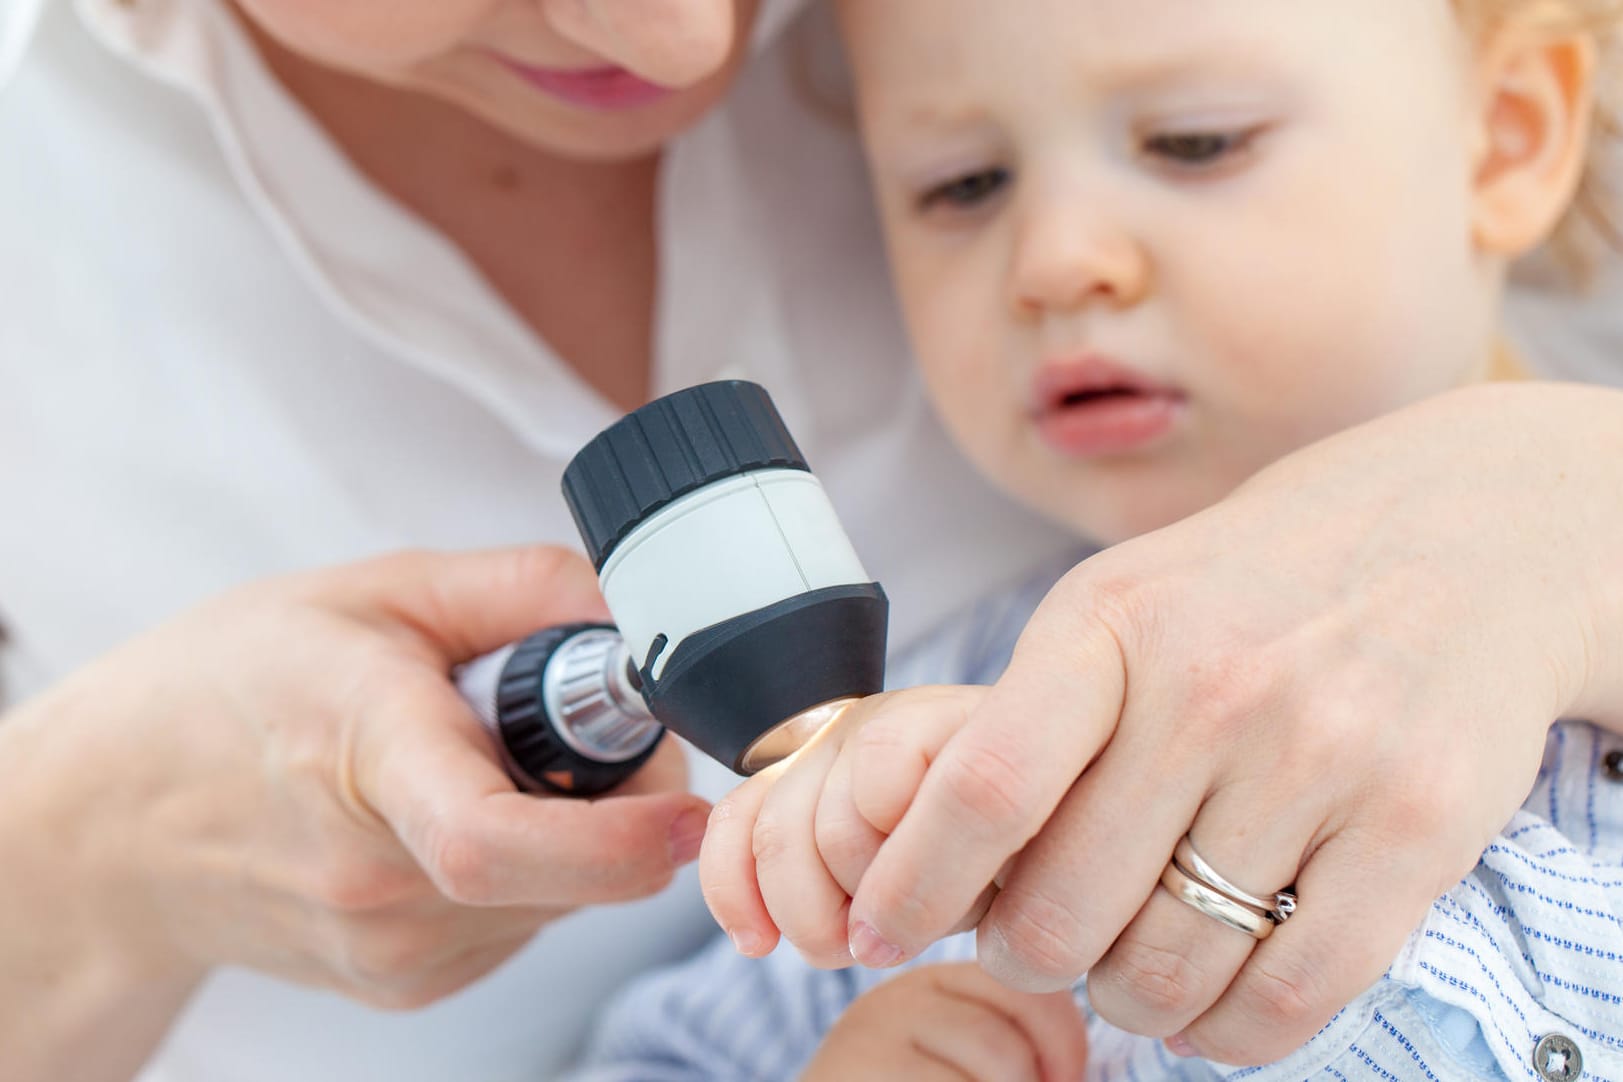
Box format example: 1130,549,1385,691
457,382,888,796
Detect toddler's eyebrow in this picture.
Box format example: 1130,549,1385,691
894,100,996,133
886,51,1287,136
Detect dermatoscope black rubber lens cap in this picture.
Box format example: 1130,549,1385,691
640,583,889,774
562,381,811,571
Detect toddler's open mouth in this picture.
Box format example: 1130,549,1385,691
1032,357,1186,456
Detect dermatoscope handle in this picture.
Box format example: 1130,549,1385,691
456,623,663,798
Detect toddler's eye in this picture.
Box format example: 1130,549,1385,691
918,167,1010,212
1142,129,1259,169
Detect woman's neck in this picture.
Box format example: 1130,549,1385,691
247,22,660,413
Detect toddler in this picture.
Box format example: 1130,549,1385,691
575,1,1623,1077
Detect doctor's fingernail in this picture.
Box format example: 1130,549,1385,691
668,810,708,864
729,928,765,956
849,922,904,968
1166,1034,1198,1058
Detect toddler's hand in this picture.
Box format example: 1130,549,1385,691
801,962,1088,1082
700,685,993,967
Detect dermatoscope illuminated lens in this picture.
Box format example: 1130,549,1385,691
458,381,889,797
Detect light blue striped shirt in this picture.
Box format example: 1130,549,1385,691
568,561,1623,1081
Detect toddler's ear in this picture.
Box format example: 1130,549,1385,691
1470,19,1596,257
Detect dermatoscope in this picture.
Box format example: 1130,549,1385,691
455,381,889,796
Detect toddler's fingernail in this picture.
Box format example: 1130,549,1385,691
729,928,765,956
668,810,708,865
1166,1034,1198,1058
849,922,904,968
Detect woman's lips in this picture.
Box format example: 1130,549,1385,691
491,56,675,111
1031,358,1186,457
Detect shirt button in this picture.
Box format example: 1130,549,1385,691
1534,1033,1583,1082
1604,749,1623,782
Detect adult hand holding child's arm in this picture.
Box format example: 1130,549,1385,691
835,383,1623,1065
0,547,711,1082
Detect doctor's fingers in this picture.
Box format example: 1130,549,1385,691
362,675,711,908
846,620,1126,971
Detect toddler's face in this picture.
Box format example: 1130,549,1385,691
234,0,762,159
840,0,1503,543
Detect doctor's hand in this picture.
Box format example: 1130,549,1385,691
0,547,710,1081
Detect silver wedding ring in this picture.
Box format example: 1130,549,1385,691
1160,863,1275,939
1161,835,1298,940
1173,837,1298,925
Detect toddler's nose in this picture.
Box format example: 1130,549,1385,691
1008,198,1151,318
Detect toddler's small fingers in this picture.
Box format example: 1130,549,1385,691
815,745,886,895
699,773,780,957
850,686,988,834
754,738,857,967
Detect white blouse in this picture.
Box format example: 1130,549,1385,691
0,1,1076,1079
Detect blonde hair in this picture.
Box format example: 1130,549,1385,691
1460,0,1623,283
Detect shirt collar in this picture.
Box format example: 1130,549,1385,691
52,0,809,460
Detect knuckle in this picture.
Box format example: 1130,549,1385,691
936,745,1032,837
1091,939,1209,1030
852,714,913,762
696,878,735,925
815,823,876,890
850,779,907,839
1203,959,1330,1063
1380,784,1452,837
862,877,958,948
1247,962,1321,1026
1179,654,1283,746
848,727,918,825
423,823,499,906
983,885,1091,989
1295,672,1401,766
750,810,794,869
1063,559,1160,645
1374,762,1472,838
310,860,421,914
